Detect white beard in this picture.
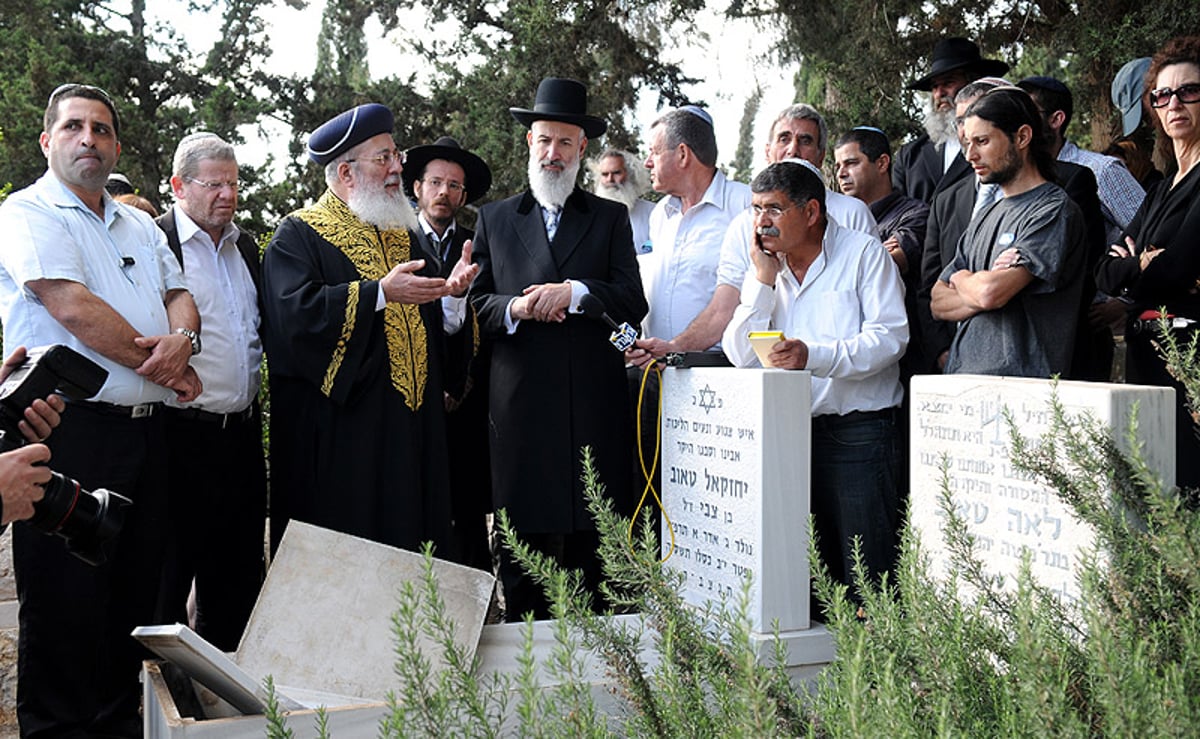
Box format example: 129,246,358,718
593,179,640,211
347,182,419,232
923,105,959,146
528,155,580,210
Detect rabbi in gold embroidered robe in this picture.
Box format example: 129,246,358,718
261,104,476,552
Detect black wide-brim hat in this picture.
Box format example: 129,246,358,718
307,103,394,165
908,37,1010,91
510,77,607,139
402,136,493,204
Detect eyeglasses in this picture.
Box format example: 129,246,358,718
1149,83,1200,108
345,149,406,167
421,177,465,193
185,177,238,192
750,202,801,219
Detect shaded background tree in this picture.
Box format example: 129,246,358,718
261,0,707,217
733,0,1200,159
0,0,299,233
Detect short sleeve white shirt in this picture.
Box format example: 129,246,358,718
166,207,261,413
0,173,186,405
639,170,750,340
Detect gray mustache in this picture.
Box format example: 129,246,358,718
756,226,781,237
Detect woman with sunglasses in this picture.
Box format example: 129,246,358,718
1097,35,1200,490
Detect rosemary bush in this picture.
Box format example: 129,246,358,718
265,340,1200,737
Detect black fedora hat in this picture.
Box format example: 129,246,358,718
402,136,493,204
908,37,1010,91
510,78,607,139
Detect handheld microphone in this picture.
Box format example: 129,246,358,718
579,293,638,351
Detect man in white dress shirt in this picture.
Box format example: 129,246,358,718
626,105,750,366
711,104,880,336
631,103,880,368
723,160,907,595
0,82,201,737
154,132,267,653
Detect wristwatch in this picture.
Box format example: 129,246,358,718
176,327,201,356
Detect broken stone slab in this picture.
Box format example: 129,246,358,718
235,520,496,701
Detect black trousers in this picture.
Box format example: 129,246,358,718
810,409,902,594
156,405,267,652
15,403,168,738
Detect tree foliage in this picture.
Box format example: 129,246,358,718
0,0,299,232
333,0,706,200
734,0,1200,155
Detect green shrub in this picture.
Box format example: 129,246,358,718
265,340,1200,737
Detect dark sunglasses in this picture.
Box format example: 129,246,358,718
1149,83,1200,109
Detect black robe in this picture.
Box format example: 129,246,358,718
261,191,471,553
470,188,647,534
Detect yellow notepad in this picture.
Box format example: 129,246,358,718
747,330,785,367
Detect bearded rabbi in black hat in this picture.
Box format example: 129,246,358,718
469,77,648,621
260,103,479,553
893,37,1011,204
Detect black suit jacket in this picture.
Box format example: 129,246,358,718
916,161,1104,375
917,176,977,371
893,134,973,205
411,222,474,279
469,188,647,533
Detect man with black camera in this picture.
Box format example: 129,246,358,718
0,83,201,737
0,347,64,525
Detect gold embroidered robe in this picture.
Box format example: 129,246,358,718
260,191,472,551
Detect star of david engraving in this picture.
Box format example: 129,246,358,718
697,384,721,414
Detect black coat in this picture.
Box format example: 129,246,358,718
414,221,496,568
892,134,973,205
470,188,647,534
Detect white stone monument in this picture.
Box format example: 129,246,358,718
661,367,813,632
909,375,1175,605
236,521,495,700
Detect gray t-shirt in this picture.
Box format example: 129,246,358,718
941,181,1086,377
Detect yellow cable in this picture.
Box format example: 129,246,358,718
629,359,675,562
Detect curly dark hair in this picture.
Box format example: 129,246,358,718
1144,35,1200,132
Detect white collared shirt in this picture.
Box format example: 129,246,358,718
722,221,907,416
943,137,963,174
167,207,261,413
716,190,878,291
417,212,456,265
0,173,186,405
640,170,751,340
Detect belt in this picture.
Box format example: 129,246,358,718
813,407,897,424
73,399,162,419
165,405,255,429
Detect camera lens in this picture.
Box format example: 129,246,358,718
26,472,131,566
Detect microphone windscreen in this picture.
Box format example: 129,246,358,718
578,293,605,319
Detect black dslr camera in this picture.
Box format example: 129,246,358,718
0,345,130,566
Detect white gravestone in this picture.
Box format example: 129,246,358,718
661,367,811,632
910,375,1175,605
235,521,495,701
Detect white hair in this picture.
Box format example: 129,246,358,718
587,149,650,194
528,152,580,210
